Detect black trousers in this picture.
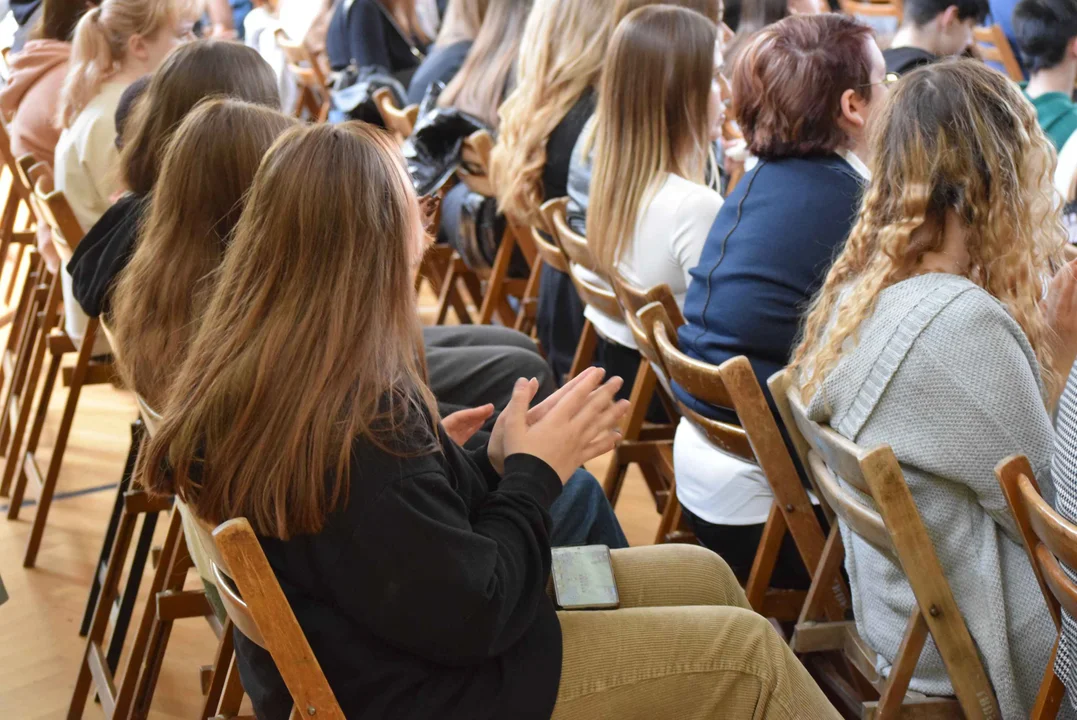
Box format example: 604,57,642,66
680,504,831,590
424,325,556,422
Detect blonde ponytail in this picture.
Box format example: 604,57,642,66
57,0,199,129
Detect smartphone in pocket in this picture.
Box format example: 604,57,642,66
551,545,619,610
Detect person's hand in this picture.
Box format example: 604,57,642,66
487,367,608,473
1046,258,1077,381
496,370,631,482
442,405,494,447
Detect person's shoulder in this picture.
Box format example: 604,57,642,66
661,174,723,220
909,275,1029,348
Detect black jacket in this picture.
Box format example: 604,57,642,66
235,423,564,720
67,193,148,319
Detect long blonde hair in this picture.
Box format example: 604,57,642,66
587,6,717,272
139,122,439,540
488,0,613,223
57,0,198,128
791,59,1066,403
437,0,530,126
111,99,297,410
434,0,488,47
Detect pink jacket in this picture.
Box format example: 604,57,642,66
0,40,71,165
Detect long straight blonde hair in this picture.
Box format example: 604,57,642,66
791,59,1066,404
587,6,718,272
488,0,613,223
111,99,297,410
437,0,530,126
57,0,198,128
434,0,488,47
140,122,439,540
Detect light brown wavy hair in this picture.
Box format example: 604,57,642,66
488,0,613,224
139,122,439,540
587,6,718,272
791,59,1066,404
111,99,297,410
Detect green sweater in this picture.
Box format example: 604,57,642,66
1022,82,1077,149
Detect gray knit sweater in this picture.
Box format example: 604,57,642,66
806,273,1056,718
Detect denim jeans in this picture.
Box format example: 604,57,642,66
549,469,629,549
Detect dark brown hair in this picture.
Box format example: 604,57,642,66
121,39,279,194
733,13,874,159
35,0,101,42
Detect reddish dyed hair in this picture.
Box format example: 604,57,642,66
732,13,874,159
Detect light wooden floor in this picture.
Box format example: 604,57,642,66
0,293,664,718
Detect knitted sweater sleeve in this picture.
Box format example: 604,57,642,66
890,290,1054,541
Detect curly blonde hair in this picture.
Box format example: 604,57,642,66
791,59,1066,403
488,0,613,224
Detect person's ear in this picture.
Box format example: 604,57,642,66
938,5,960,31
127,33,150,64
840,87,869,133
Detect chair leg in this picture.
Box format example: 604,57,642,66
653,480,683,544
744,504,786,613
107,507,158,673
21,318,98,567
4,239,27,306
566,321,598,382
0,249,37,395
602,359,656,506
80,420,142,636
4,347,59,521
478,226,517,325
215,653,246,717
201,620,236,720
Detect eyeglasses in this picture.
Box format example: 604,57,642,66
859,72,901,89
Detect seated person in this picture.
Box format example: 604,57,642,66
325,0,430,82
792,59,1060,719
1050,355,1077,718
406,0,485,105
676,13,887,583
1014,0,1077,149
140,120,842,720
570,8,723,368
883,0,988,75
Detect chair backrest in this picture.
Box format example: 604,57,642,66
33,172,83,262
534,198,571,274
212,518,345,719
839,0,902,18
777,369,1002,718
274,29,330,94
458,130,495,196
549,203,623,320
640,301,756,462
997,456,1075,626
373,87,419,141
973,24,1023,81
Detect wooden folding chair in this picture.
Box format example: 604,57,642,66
211,518,345,719
0,122,37,304
0,156,50,467
4,174,120,567
433,130,531,327
974,25,1023,81
839,0,902,19
548,202,624,382
514,198,569,337
275,29,331,123
373,87,419,143
773,369,1002,719
636,303,840,621
995,456,1070,719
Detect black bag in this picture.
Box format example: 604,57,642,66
403,83,492,197
330,65,407,126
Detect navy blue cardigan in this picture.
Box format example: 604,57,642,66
676,154,866,421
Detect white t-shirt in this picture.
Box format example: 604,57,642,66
54,80,127,354
572,172,723,348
